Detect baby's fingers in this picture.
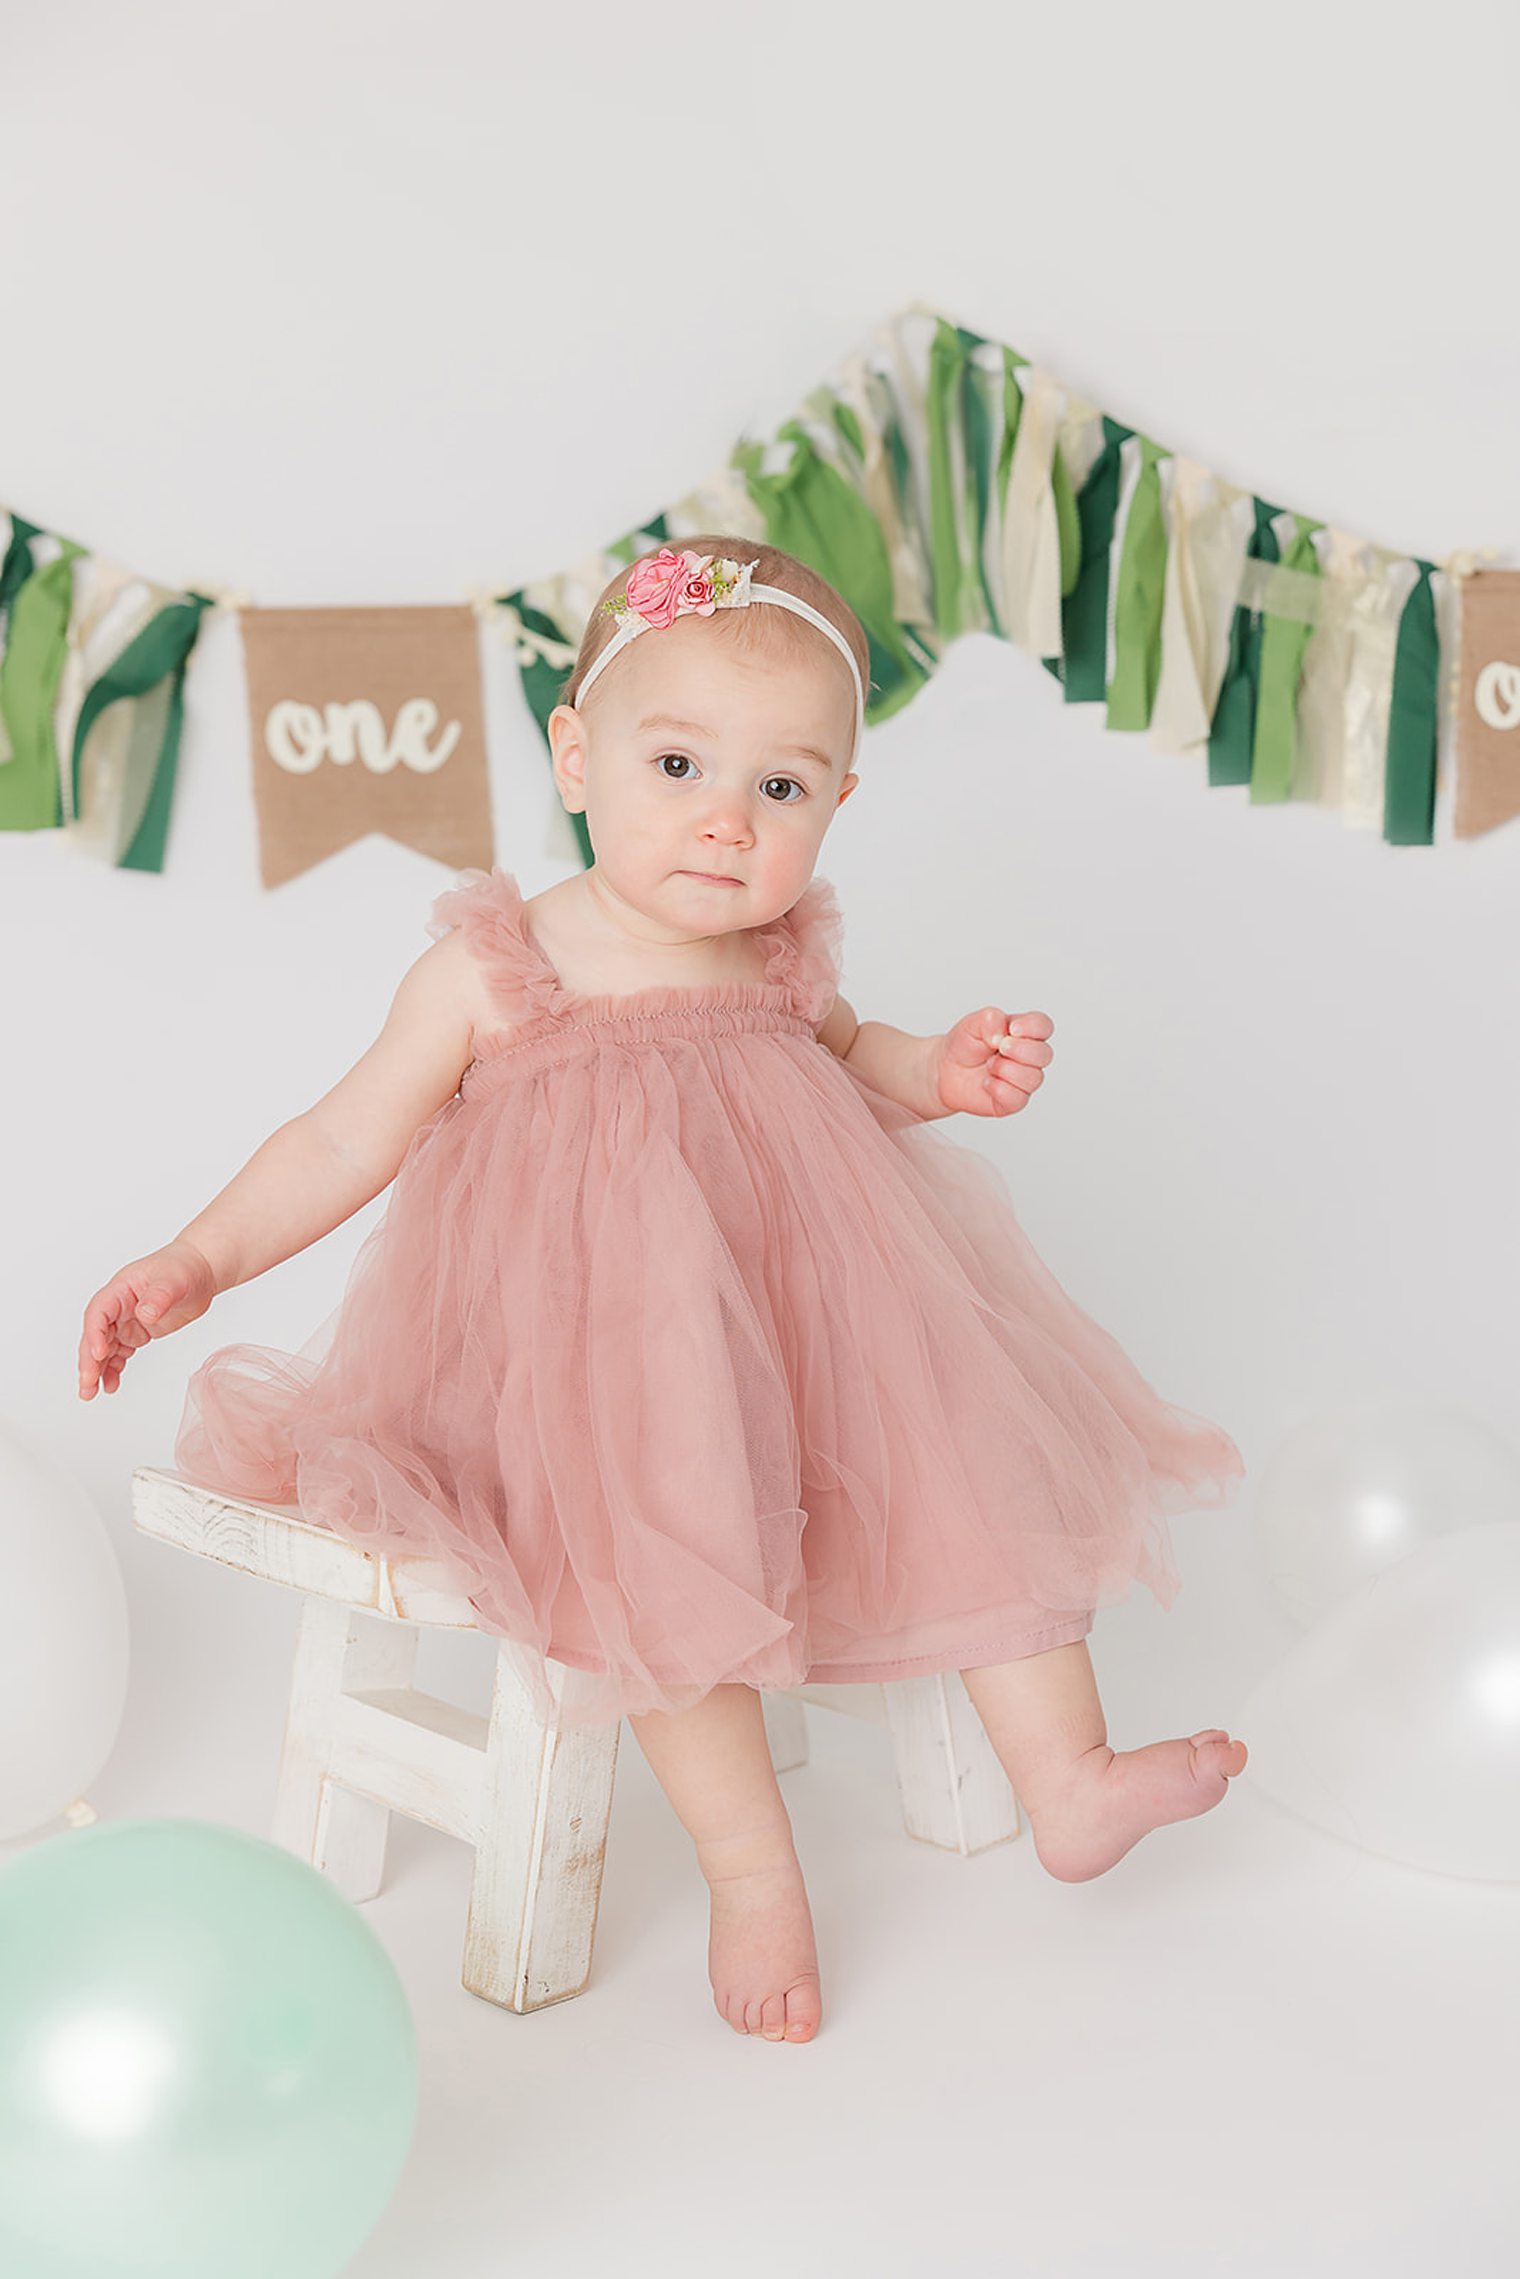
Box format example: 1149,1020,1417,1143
987,1057,1044,1106
79,1332,129,1399
948,1007,1015,1068
995,1033,1053,1069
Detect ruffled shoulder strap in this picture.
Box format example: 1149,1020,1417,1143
425,867,565,1029
760,873,845,1025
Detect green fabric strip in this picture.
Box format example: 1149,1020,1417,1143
1053,442,1082,600
1383,558,1440,845
1209,497,1282,786
995,347,1028,523
1039,443,1084,686
1250,514,1324,801
922,318,1001,640
1106,436,1170,730
954,325,1001,637
0,541,86,831
731,420,928,724
925,318,975,640
1056,416,1132,704
0,513,43,623
71,595,210,870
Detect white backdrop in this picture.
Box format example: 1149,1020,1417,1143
3,13,1520,2270
4,0,1519,1750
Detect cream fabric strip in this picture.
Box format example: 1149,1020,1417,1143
1288,527,1370,810
54,554,145,831
874,307,940,642
1235,541,1415,827
837,348,934,632
1149,460,1250,756
999,365,1067,658
62,573,179,856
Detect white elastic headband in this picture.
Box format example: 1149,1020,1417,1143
575,552,864,765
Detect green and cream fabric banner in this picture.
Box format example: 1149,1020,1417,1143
0,511,208,869
0,301,1506,878
490,306,1481,867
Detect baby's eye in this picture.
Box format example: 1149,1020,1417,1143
654,754,805,804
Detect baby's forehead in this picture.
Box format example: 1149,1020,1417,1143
613,618,849,727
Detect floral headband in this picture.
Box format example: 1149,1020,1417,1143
574,547,864,762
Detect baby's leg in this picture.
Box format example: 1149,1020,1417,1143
627,1682,821,2043
960,1640,1248,1882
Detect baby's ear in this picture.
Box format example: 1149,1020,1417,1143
836,773,860,804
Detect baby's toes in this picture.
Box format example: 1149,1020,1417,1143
1191,1734,1248,1783
783,1979,822,2043
757,1993,788,2041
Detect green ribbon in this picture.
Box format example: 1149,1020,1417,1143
1250,513,1324,801
923,317,1002,640
995,347,1028,535
0,540,87,831
1052,416,1133,702
1209,497,1283,786
731,420,928,724
0,512,44,618
1383,559,1440,845
1106,436,1171,731
70,594,211,869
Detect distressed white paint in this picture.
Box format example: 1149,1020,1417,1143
131,1466,1023,2013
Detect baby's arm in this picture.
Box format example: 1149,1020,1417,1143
817,993,1054,1121
179,933,479,1285
78,935,485,1397
817,995,947,1119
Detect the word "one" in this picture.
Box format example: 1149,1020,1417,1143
266,697,462,776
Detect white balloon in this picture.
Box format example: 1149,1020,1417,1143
1255,1396,1520,1628
0,1419,130,1841
1238,1520,1520,1882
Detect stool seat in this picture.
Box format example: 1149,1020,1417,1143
131,1464,1022,2012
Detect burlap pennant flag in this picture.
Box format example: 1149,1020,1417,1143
240,603,493,886
1453,569,1520,840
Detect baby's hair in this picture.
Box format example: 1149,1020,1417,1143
559,534,873,749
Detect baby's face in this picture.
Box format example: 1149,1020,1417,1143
548,615,859,933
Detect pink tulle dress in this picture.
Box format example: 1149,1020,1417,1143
173,866,1244,1731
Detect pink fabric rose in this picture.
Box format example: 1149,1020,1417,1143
624,547,715,629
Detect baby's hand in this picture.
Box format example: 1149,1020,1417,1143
77,1240,219,1400
933,1006,1054,1118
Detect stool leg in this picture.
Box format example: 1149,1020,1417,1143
881,1671,1022,1856
462,1654,620,2013
272,1597,419,1902
759,1688,809,1773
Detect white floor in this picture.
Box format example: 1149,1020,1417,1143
52,1567,1520,2279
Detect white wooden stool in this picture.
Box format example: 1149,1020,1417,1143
131,1465,1021,2012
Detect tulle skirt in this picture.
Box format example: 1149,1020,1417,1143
174,1017,1244,1731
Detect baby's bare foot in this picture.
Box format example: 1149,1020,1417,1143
698,1834,822,2043
1025,1729,1248,1882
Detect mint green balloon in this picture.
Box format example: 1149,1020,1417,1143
0,1818,418,2277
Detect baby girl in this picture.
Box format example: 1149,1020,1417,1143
79,538,1247,2047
